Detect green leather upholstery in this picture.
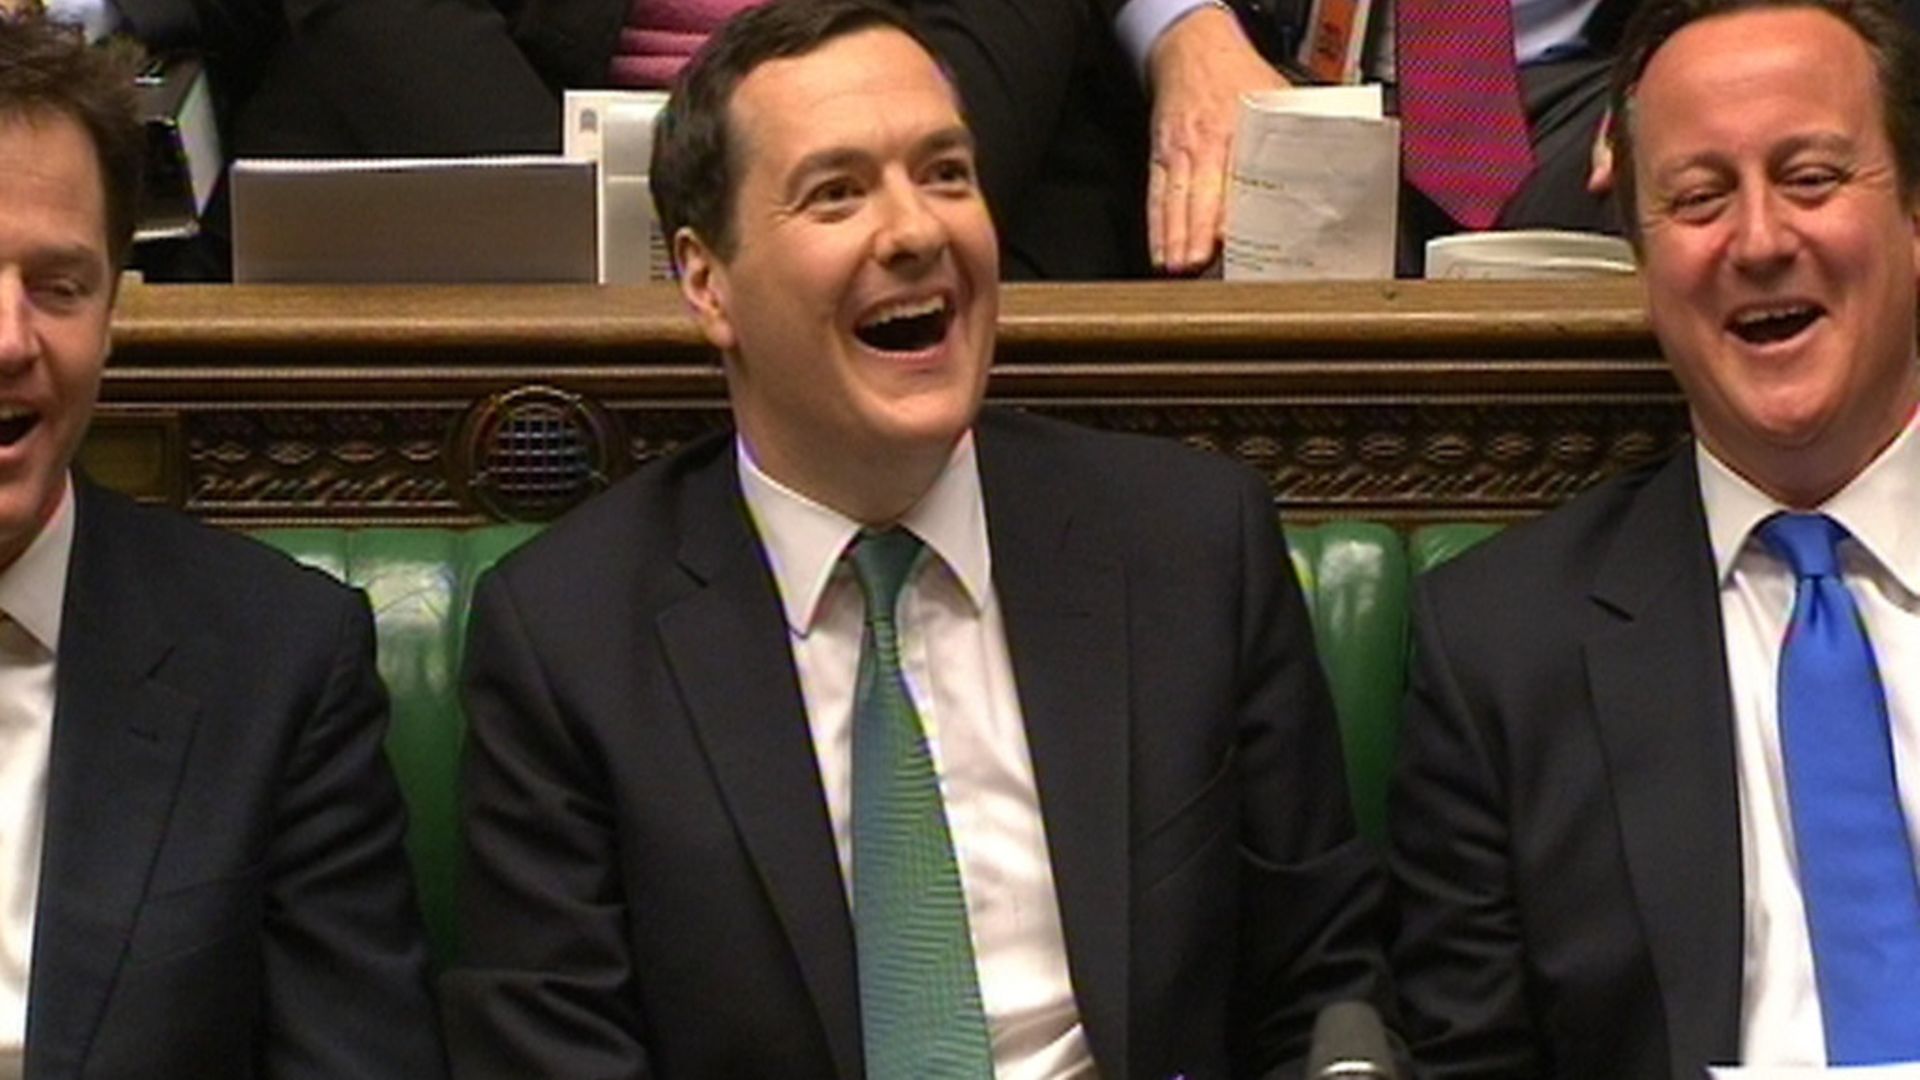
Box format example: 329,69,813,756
1408,523,1504,575
254,525,539,965
1286,523,1409,843
250,519,1495,963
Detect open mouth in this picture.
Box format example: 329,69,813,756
854,296,953,353
1727,303,1823,345
0,407,37,448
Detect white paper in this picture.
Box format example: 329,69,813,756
1246,85,1385,118
1222,86,1398,281
1711,1066,1920,1078
1425,229,1636,280
564,90,674,283
178,66,222,215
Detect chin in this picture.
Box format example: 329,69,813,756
1742,393,1846,445
878,417,971,455
0,488,54,558
875,390,979,436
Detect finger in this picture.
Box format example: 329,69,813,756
1159,149,1196,274
1147,156,1170,269
1181,135,1232,272
1587,110,1616,195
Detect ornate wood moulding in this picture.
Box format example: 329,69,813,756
88,278,1684,526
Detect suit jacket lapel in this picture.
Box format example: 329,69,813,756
27,483,199,1080
977,420,1132,1078
1583,452,1744,1073
656,452,862,1080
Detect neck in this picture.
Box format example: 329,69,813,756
740,429,954,527
1704,385,1920,510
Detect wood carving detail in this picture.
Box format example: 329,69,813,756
174,397,1690,521
186,409,462,515
1027,401,1690,511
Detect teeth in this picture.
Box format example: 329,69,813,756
1733,304,1815,325
0,405,31,422
859,296,946,328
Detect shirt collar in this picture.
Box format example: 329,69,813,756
1698,410,1920,593
0,476,76,654
736,434,993,634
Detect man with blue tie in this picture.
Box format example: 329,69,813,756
439,0,1387,1075
1389,0,1920,1074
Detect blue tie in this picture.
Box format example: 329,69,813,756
1762,513,1920,1064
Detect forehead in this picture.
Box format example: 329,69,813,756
726,27,963,171
1634,7,1882,152
0,110,109,260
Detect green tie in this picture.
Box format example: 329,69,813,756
847,528,994,1079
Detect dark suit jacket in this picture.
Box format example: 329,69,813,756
1389,448,1748,1079
443,409,1387,1078
1472,0,1919,238
25,480,444,1079
118,0,559,157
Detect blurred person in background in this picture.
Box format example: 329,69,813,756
32,0,558,279
497,0,1297,278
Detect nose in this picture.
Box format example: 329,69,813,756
1727,186,1798,273
872,174,947,269
0,274,38,374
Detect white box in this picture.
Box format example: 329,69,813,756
565,90,673,283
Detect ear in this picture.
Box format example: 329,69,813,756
1908,197,1920,273
675,227,737,354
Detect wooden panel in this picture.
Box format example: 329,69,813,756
95,278,1685,526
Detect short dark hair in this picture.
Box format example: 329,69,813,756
1607,0,1920,245
649,0,935,265
0,14,143,269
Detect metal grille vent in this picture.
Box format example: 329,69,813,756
455,386,626,521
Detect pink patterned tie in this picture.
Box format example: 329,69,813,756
610,0,764,88
1397,0,1535,230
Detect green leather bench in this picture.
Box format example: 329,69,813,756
255,520,1497,965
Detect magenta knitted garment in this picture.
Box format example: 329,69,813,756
609,0,765,87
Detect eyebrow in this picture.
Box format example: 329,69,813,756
1769,131,1860,165
28,244,108,279
781,124,977,200
1653,131,1861,185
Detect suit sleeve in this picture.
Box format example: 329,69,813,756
904,0,1099,237
440,570,652,1080
1229,472,1394,1078
1386,577,1544,1079
261,589,449,1079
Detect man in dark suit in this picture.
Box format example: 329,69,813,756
1398,0,1920,270
112,0,555,156
441,0,1385,1075
112,0,559,279
1390,0,1920,1073
0,16,444,1077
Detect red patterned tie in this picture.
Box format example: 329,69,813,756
1397,0,1535,230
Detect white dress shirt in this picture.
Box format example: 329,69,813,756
43,0,119,41
0,481,76,1080
1114,0,1218,80
1120,0,1604,83
1511,0,1605,65
1698,421,1920,1067
737,435,1095,1080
